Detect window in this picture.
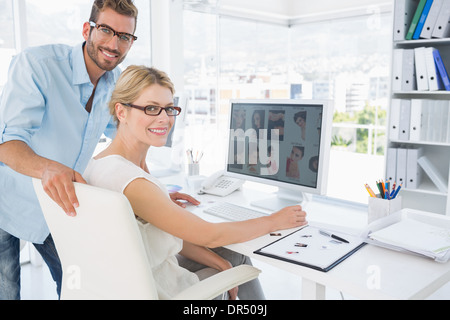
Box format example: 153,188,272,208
219,17,290,103
183,6,392,204
290,14,391,155
25,0,151,66
290,13,391,202
26,0,92,47
184,10,217,121
0,0,15,94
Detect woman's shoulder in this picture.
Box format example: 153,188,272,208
84,155,166,194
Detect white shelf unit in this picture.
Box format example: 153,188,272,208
388,0,450,215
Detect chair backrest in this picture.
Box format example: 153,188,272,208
32,178,159,300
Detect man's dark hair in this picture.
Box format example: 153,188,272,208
89,0,138,32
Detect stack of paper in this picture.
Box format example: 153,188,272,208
369,219,450,259
364,209,450,262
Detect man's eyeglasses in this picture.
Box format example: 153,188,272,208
123,104,182,117
89,21,137,47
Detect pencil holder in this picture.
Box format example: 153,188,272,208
368,196,402,224
188,163,200,176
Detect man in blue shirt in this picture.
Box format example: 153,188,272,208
0,0,138,299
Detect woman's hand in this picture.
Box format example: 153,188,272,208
228,286,239,300
220,260,238,300
270,205,307,231
169,192,201,208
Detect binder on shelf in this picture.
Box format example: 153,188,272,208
406,147,424,189
420,99,431,141
403,49,416,91
424,100,437,141
432,0,450,38
392,49,404,91
444,102,450,143
414,47,429,90
425,47,444,91
426,100,448,142
409,99,424,141
394,0,421,41
389,99,401,140
392,49,416,91
386,148,397,183
447,103,450,143
420,0,443,39
417,155,448,193
396,148,408,186
425,100,438,141
406,0,428,40
436,100,450,142
399,99,411,140
413,0,434,40
433,49,450,91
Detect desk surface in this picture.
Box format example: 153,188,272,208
162,175,450,300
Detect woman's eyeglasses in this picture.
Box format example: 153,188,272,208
123,104,182,117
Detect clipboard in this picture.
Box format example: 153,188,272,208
254,225,366,272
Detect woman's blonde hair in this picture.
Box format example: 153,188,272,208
109,65,175,125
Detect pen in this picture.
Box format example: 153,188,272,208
392,184,402,199
319,230,349,243
390,182,396,197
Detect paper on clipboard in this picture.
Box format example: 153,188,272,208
254,225,366,272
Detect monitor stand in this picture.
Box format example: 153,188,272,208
251,188,310,212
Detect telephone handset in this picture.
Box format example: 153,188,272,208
200,171,244,197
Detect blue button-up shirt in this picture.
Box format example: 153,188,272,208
0,42,120,243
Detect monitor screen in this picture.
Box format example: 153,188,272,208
225,99,333,210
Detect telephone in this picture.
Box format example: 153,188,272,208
200,171,244,197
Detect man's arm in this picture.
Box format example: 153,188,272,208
0,140,86,216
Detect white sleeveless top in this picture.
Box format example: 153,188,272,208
83,155,199,299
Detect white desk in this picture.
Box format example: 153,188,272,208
162,175,450,300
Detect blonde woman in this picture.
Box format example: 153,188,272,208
83,65,307,299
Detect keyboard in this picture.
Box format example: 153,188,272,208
204,202,269,221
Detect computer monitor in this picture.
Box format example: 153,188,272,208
225,99,333,211
146,93,188,177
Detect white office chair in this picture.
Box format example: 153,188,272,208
32,178,260,300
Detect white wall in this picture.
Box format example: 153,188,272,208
220,0,393,19
221,0,291,17
290,0,393,17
